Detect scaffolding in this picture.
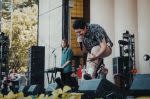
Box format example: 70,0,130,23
113,30,136,90
0,0,2,32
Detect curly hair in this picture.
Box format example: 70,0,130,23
72,19,87,29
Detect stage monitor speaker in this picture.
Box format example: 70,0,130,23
78,79,125,99
130,74,150,96
18,85,30,96
45,83,58,95
113,56,131,75
28,46,45,88
28,85,43,95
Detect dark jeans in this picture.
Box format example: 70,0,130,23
1,84,9,95
10,81,19,93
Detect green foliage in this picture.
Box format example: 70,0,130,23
1,0,38,71
13,0,39,9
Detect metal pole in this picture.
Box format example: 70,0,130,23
0,0,2,33
37,0,39,46
62,0,69,39
0,0,2,80
0,44,2,80
0,34,3,80
9,0,13,48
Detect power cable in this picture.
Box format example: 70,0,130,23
39,4,62,17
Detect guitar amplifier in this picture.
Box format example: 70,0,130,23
113,56,131,75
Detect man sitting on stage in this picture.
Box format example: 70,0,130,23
61,39,78,90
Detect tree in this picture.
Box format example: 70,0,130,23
1,0,38,72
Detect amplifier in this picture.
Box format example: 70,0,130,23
113,56,131,75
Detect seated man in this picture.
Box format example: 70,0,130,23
8,69,20,93
61,39,78,90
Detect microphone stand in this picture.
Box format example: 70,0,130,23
51,48,57,70
46,48,57,84
54,53,57,81
50,48,57,83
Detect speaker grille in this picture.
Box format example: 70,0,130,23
113,56,130,75
28,46,45,88
79,79,102,91
78,79,124,98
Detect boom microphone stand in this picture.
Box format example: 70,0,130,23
46,48,57,84
50,49,57,83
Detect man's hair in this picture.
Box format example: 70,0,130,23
73,19,87,29
62,38,69,47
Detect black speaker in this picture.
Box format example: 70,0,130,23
78,79,125,99
130,74,150,96
113,56,131,75
28,46,45,88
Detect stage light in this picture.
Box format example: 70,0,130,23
143,54,150,61
118,40,128,45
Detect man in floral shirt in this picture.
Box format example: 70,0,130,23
73,19,113,79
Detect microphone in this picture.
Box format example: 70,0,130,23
51,46,60,54
52,49,56,53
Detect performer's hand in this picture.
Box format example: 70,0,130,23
71,73,76,77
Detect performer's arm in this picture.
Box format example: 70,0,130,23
96,38,107,58
88,38,107,61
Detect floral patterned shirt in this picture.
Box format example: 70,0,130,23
82,24,113,53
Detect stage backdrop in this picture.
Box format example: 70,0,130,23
38,0,63,88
